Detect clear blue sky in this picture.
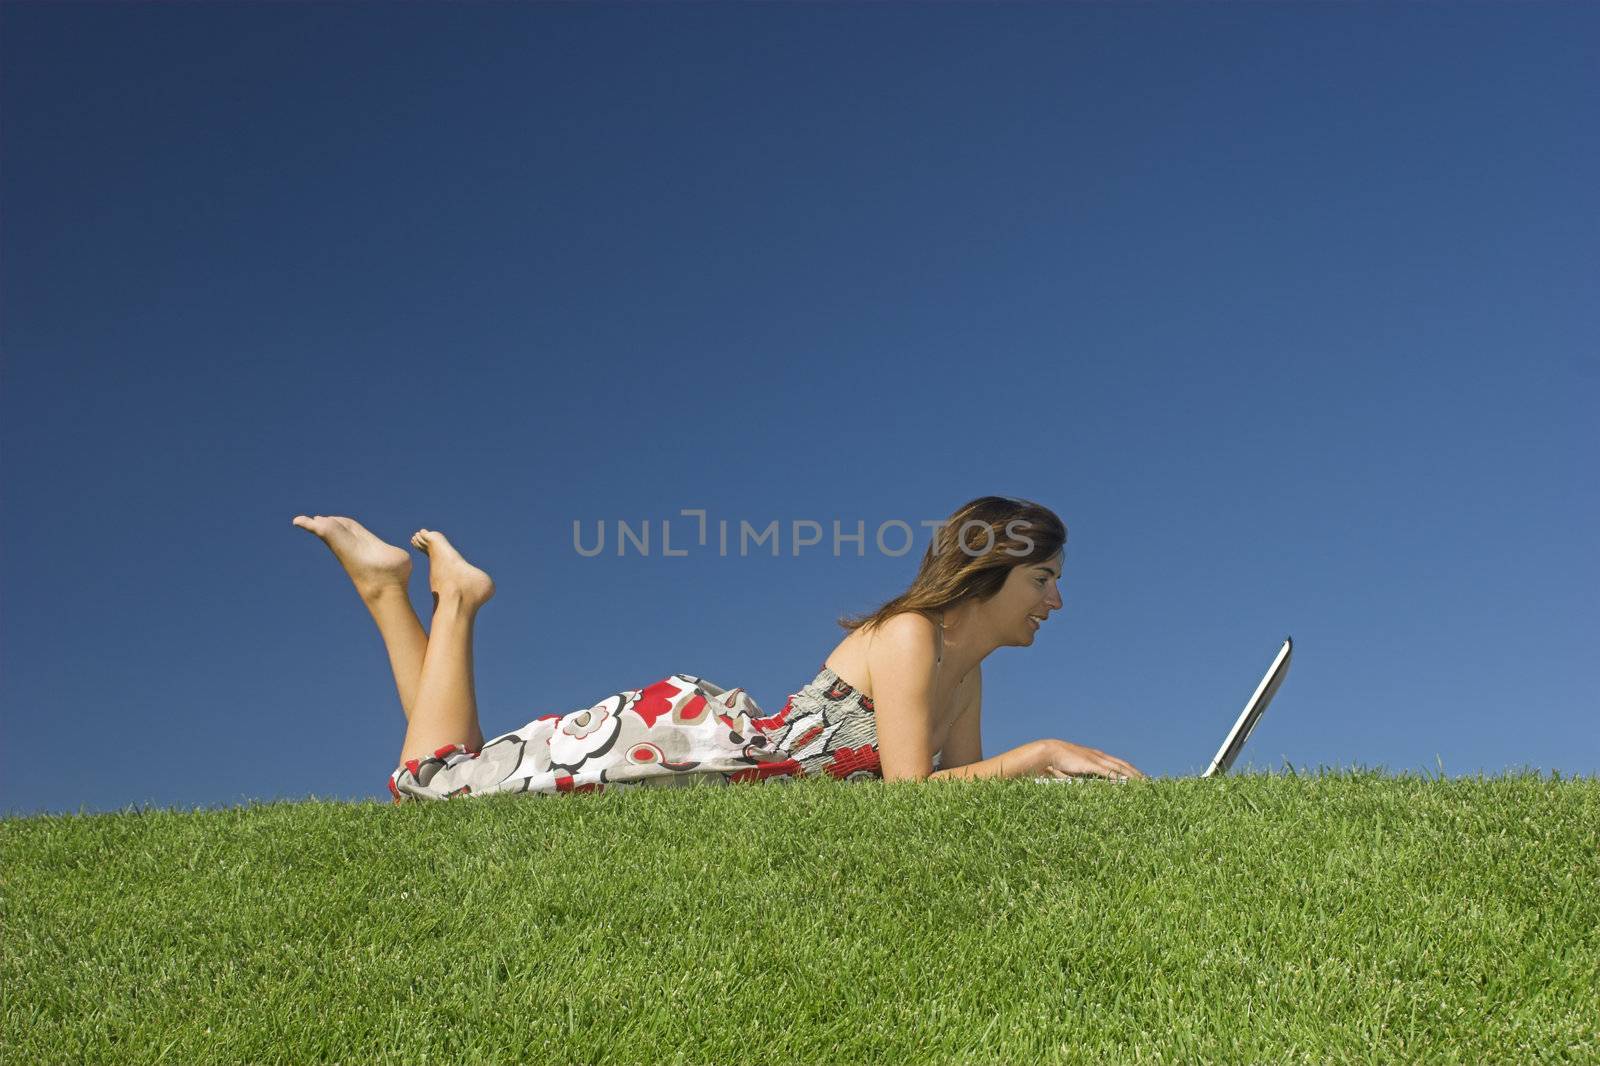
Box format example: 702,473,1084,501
2,3,1595,815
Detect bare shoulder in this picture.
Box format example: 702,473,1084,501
865,612,940,673
872,609,938,642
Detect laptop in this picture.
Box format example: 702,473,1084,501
1035,636,1294,782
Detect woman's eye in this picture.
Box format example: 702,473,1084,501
1035,578,1046,586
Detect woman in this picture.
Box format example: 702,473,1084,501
292,496,1144,802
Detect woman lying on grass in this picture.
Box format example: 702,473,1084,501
292,495,1145,801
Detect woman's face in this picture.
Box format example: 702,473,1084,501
987,550,1065,647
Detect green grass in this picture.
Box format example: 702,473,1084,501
4,771,1597,1064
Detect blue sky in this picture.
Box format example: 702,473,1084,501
2,3,1595,815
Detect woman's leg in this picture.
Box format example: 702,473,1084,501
365,587,428,721
293,515,427,720
397,529,495,763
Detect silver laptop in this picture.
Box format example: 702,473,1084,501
1035,636,1293,782
1203,635,1293,777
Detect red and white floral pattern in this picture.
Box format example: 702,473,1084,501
388,667,884,802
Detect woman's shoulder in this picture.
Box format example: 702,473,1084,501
861,609,936,639
863,611,941,663
828,612,943,698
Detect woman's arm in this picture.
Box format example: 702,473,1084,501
869,614,1146,782
929,739,1053,781
869,614,943,782
875,620,1027,782
930,738,1146,781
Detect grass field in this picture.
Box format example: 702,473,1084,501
3,771,1597,1064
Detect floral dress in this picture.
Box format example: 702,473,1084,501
387,665,904,802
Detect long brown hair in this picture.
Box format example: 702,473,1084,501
837,496,1067,632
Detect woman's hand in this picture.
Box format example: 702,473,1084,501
1038,739,1146,781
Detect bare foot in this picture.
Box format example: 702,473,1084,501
292,515,412,601
410,529,495,610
